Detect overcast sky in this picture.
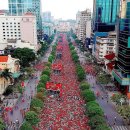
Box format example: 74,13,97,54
0,0,93,20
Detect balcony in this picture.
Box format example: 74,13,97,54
112,69,130,86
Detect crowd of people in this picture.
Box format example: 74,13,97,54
39,35,90,130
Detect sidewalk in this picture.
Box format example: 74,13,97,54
71,39,128,129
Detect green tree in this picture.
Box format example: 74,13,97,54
97,74,111,85
48,55,54,63
37,82,45,89
12,48,36,67
20,121,33,130
87,104,104,117
81,89,96,102
89,115,106,129
45,62,51,68
0,118,6,130
95,124,111,130
0,69,13,83
25,111,40,126
31,98,43,108
42,69,51,77
40,74,50,83
80,82,90,90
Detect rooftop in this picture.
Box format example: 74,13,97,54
0,56,8,62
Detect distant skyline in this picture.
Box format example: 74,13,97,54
0,0,93,20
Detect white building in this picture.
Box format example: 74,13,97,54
95,32,117,64
56,21,71,32
0,12,38,52
76,9,91,42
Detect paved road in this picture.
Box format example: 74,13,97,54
71,38,128,130
5,37,56,130
87,74,125,126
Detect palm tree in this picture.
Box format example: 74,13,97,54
0,69,13,89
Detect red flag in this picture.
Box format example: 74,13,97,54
21,81,24,87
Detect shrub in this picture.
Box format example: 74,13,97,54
37,87,44,93
31,98,43,108
80,82,90,90
81,89,96,102
86,101,99,108
77,70,85,81
87,104,104,117
70,46,75,50
36,92,44,101
44,66,50,71
71,50,77,55
20,121,33,130
25,111,40,126
48,55,54,63
45,62,51,68
72,54,79,63
88,115,106,129
0,118,6,130
95,124,111,130
40,74,50,83
18,85,24,94
42,69,51,77
37,82,45,89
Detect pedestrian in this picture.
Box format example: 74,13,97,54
102,96,104,100
104,113,107,119
114,116,116,122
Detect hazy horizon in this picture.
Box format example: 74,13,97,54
0,0,93,20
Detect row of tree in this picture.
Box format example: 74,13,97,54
67,36,110,130
20,43,57,129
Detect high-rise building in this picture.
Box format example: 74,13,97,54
93,0,120,32
8,0,42,37
76,9,91,43
112,0,130,94
0,12,38,52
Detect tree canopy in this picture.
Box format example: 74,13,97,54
12,48,36,67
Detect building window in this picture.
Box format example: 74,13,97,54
3,26,5,27
2,23,4,24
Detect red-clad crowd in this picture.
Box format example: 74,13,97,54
38,34,90,130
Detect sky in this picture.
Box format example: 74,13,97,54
0,0,93,20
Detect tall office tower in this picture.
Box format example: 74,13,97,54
112,0,130,94
8,0,42,39
76,9,91,42
92,0,120,32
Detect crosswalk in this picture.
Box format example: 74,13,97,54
111,126,128,130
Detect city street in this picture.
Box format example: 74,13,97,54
5,38,55,130
73,40,129,130
39,34,90,130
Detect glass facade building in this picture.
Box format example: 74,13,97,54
117,1,130,74
8,0,42,31
112,1,130,94
93,0,120,32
